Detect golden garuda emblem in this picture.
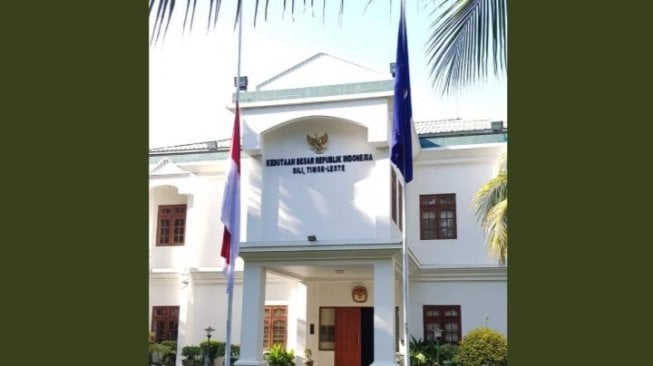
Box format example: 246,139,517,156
307,132,328,154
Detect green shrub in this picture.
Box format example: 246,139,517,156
161,340,177,351
409,336,459,365
199,340,226,361
182,345,203,361
266,344,295,366
229,344,240,360
439,343,458,362
452,327,507,366
149,342,176,366
409,336,438,366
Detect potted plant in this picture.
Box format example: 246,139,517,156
266,344,295,366
181,346,203,366
303,348,314,366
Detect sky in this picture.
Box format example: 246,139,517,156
149,1,507,148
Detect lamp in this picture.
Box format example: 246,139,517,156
204,326,215,366
233,76,248,91
307,235,317,242
389,62,397,77
430,328,443,365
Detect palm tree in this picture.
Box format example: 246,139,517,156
472,154,507,264
425,0,506,94
148,0,506,95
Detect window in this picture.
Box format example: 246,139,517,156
423,305,461,344
319,307,335,350
263,305,287,350
391,169,403,230
391,170,397,223
395,306,400,352
420,194,457,239
156,204,187,246
151,306,179,342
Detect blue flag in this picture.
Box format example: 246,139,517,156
390,5,413,183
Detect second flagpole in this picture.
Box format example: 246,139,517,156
225,3,243,366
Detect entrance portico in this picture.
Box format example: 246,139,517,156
234,243,402,366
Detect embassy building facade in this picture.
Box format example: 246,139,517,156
149,53,507,366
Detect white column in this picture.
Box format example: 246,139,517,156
175,273,193,366
234,262,266,366
371,259,399,366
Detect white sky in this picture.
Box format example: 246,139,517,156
149,1,507,148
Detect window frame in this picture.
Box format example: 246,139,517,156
391,169,398,224
263,305,288,350
318,307,336,351
419,194,457,240
151,306,179,343
156,204,187,246
423,305,462,344
391,169,403,230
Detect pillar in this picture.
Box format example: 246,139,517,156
371,259,399,366
234,262,267,366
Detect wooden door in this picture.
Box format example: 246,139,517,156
335,307,361,366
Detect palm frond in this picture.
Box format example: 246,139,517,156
472,171,506,222
472,153,508,265
149,0,355,43
211,0,222,30
485,198,507,264
425,0,507,95
150,0,175,45
182,0,198,34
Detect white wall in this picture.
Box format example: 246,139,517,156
247,117,393,243
409,280,507,337
242,98,391,154
149,185,191,269
149,165,232,270
408,144,506,266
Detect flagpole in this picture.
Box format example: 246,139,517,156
402,176,410,366
396,2,411,365
225,5,243,366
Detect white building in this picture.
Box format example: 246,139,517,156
149,53,507,366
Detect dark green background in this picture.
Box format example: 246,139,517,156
3,1,650,365
3,1,147,365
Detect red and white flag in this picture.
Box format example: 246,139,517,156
220,104,240,294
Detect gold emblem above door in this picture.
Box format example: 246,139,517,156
307,132,328,154
352,286,368,303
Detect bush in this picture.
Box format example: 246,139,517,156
409,336,438,366
438,343,458,362
266,344,295,366
452,327,507,366
149,342,176,366
229,344,240,360
182,345,203,361
409,336,459,365
199,340,226,362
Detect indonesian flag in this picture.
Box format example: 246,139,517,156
220,104,240,294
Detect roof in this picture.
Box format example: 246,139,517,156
415,119,507,136
149,140,231,155
255,52,388,91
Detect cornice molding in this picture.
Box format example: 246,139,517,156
412,266,507,282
